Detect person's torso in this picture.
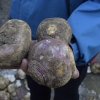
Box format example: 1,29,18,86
10,0,84,39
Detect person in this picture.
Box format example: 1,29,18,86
10,0,100,100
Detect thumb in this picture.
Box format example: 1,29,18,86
20,59,28,73
72,66,79,79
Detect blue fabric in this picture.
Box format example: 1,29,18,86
10,0,67,39
70,42,79,62
10,0,84,39
10,0,100,66
68,1,100,66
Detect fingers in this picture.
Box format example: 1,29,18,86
71,66,79,79
20,59,28,73
20,40,37,72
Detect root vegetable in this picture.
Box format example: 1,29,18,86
36,17,77,80
36,18,72,44
91,63,100,74
0,19,31,69
27,39,73,88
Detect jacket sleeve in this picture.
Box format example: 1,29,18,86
68,1,100,66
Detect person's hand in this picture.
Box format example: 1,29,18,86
20,58,28,72
20,59,79,79
71,66,79,79
20,40,37,72
20,59,79,78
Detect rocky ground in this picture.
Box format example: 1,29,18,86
0,69,30,100
0,0,100,100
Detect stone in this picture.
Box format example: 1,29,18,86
0,77,9,90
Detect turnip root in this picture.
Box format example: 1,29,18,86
27,18,76,88
0,19,31,68
36,18,72,44
91,63,100,74
27,39,73,88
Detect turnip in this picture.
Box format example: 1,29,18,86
37,18,72,44
27,39,73,88
0,19,31,68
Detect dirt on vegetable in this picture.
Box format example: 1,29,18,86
27,39,73,88
37,18,72,44
0,19,31,68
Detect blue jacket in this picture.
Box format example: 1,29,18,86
10,0,100,66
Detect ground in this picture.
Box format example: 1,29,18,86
0,0,100,100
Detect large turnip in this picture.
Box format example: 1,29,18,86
27,39,73,88
0,19,31,68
